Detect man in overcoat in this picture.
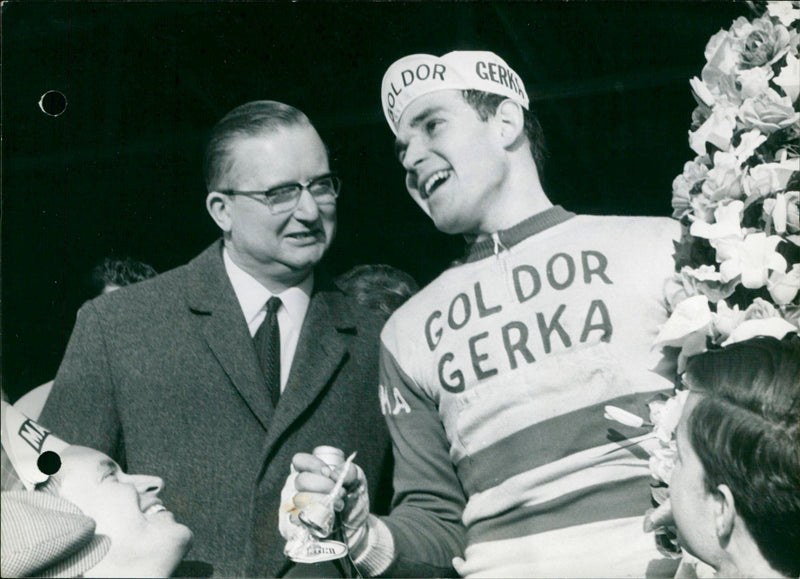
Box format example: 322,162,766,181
39,100,392,577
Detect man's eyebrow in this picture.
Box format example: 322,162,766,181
409,106,441,128
225,172,334,193
96,458,118,475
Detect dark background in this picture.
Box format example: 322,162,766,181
2,1,746,401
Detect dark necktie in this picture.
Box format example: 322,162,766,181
254,296,282,406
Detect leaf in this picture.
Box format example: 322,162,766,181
673,236,717,271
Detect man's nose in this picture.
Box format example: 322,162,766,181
401,136,427,172
293,187,322,220
129,473,164,495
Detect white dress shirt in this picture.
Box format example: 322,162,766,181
223,249,312,392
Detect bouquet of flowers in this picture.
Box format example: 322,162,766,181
654,1,800,370
608,1,799,564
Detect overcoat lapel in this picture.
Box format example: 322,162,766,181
183,241,275,431
263,278,355,451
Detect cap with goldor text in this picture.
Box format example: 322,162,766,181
381,50,529,135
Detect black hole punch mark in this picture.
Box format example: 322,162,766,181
37,450,62,476
39,90,68,117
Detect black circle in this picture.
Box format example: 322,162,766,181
39,90,68,117
37,450,62,475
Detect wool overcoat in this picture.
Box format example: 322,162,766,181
39,241,393,577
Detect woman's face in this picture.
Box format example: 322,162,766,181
669,392,723,568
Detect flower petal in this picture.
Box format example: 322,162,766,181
604,405,646,428
768,264,800,305
721,317,798,346
654,295,713,348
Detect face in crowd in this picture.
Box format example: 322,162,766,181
669,393,717,563
394,90,514,237
207,122,336,290
53,445,193,577
668,337,800,578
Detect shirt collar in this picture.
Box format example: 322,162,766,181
223,248,313,327
463,205,576,263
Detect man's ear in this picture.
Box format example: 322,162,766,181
495,99,526,149
206,191,233,233
713,484,736,544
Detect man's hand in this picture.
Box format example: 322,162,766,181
280,450,370,552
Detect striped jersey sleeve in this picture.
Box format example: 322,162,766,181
377,340,467,577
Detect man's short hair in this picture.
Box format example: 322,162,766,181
203,100,314,192
90,256,158,297
336,264,419,316
461,90,548,177
684,334,800,577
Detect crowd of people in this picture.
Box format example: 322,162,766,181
2,46,798,579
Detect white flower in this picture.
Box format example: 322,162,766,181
768,263,800,305
774,51,800,103
652,0,800,519
650,445,678,484
713,301,747,342
649,390,690,445
734,129,768,164
671,160,710,218
744,158,800,200
719,232,787,288
690,76,716,108
689,106,738,156
787,192,800,234
745,297,779,320
654,295,713,372
682,265,739,303
701,152,745,201
690,200,744,238
702,22,750,104
767,1,800,28
739,16,794,69
655,295,713,347
664,273,695,312
737,66,773,100
764,191,800,234
690,193,719,224
703,26,742,77
604,406,647,428
721,317,798,346
687,265,722,283
738,88,800,134
662,2,799,358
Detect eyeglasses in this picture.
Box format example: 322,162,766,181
221,173,341,214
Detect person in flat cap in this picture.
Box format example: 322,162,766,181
38,100,393,577
283,50,682,577
1,401,193,577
